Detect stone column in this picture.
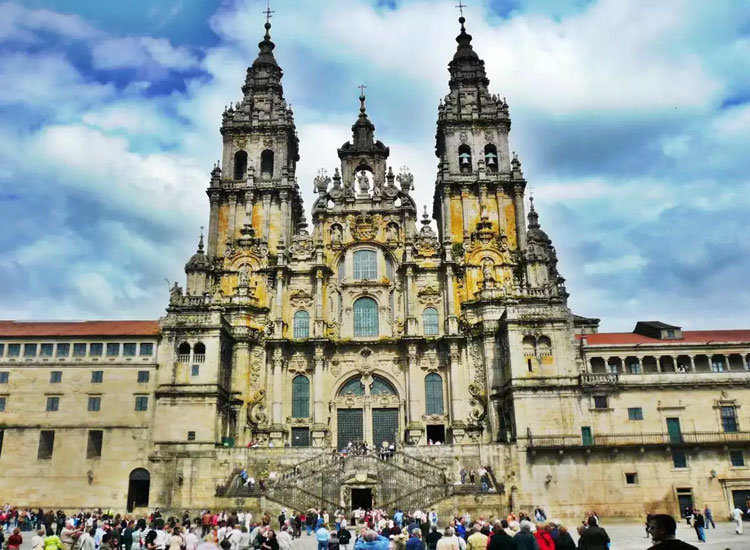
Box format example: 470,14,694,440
688,355,695,372
208,191,221,256
482,332,499,440
262,193,272,241
405,344,424,444
314,269,324,337
233,341,250,444
227,193,238,246
244,191,254,229
448,342,466,423
405,266,417,335
512,184,527,250
271,348,283,425
279,190,290,246
655,357,662,373
312,346,328,446
442,188,452,243
495,187,504,235
461,190,471,236
444,265,458,335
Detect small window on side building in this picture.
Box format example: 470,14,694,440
46,396,60,412
729,450,745,467
89,343,103,357
139,343,154,356
134,396,148,411
91,370,103,383
0,372,8,384
187,431,196,441
73,343,87,357
88,396,101,412
137,371,150,383
593,395,609,409
627,407,643,420
672,449,687,469
56,343,70,357
38,430,55,459
625,472,638,485
7,344,20,358
86,430,103,459
50,371,62,384
24,343,37,357
123,343,137,357
106,343,120,357
40,343,53,357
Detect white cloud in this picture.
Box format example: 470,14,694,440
91,36,199,72
0,2,99,43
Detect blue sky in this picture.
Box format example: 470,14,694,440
1,0,749,331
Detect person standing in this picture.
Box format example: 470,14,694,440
7,528,23,550
577,517,609,550
702,506,714,529
465,525,486,550
647,514,698,550
731,506,744,535
336,523,351,550
511,522,537,550
691,510,705,543
32,529,46,550
276,526,292,550
44,527,64,550
315,524,330,550
405,529,424,550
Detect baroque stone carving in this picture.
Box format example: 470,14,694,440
289,289,314,307
417,285,442,306
247,389,267,426
288,232,314,260
414,207,440,257
351,213,376,241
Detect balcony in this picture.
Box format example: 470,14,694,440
176,354,190,363
527,430,750,452
580,373,619,385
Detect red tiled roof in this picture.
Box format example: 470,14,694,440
0,320,160,337
578,330,750,346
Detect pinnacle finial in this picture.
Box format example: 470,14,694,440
358,84,367,114
263,0,274,38
197,226,205,253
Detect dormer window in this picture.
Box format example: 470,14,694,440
458,145,472,174
484,144,498,172
260,149,274,179
233,150,247,180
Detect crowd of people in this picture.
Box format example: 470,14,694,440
0,503,735,550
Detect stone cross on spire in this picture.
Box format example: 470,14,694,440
455,1,467,17
263,0,274,24
358,84,367,114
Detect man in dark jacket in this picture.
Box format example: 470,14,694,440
405,529,425,550
487,521,514,550
424,526,442,550
512,521,538,550
648,514,698,550
578,517,610,550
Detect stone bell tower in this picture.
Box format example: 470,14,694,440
207,17,303,261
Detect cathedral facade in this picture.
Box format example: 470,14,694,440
1,16,749,520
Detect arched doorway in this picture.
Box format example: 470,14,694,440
335,374,400,450
127,468,150,512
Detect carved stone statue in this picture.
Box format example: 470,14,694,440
169,282,183,302
357,171,370,194
330,224,343,245
386,223,398,242
238,264,250,286
482,259,495,289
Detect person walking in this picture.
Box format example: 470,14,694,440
702,506,715,529
511,522,537,550
44,527,64,550
336,523,351,550
731,506,744,535
647,514,698,550
486,522,513,550
691,510,705,543
405,529,424,550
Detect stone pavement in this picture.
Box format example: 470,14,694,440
289,522,746,550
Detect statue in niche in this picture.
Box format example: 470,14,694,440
386,223,398,242
330,224,343,245
357,171,370,194
482,258,496,289
238,264,250,286
373,179,382,198
344,178,355,198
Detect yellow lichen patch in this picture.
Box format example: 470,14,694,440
252,203,262,235
217,205,229,247
450,196,464,242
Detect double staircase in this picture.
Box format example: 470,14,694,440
222,449,456,513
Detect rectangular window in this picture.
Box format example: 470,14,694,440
86,430,103,458
91,370,103,383
628,407,644,421
0,397,5,412
40,343,53,357
581,426,593,446
56,343,70,358
46,396,60,412
729,450,745,467
625,472,638,485
711,358,725,372
187,431,196,441
7,344,20,357
291,427,311,447
137,371,149,383
139,343,154,356
628,361,641,374
38,430,55,459
24,343,37,357
0,343,4,357
123,343,137,357
191,365,200,377
672,449,687,469
353,250,377,280
73,343,87,357
721,406,738,432
89,343,103,357
593,395,608,409
50,371,62,384
134,396,148,411
0,372,8,384
106,343,120,357
87,396,101,412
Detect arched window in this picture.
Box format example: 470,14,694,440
177,342,191,355
337,257,345,280
353,297,379,337
425,373,444,415
260,149,274,179
536,336,551,356
339,377,365,396
291,375,310,418
233,150,247,180
423,307,439,336
193,342,206,355
293,310,310,339
371,375,397,396
484,144,498,172
353,250,377,280
458,144,472,174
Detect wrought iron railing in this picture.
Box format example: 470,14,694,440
527,430,750,450
579,373,619,385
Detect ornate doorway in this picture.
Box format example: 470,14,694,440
334,373,400,449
